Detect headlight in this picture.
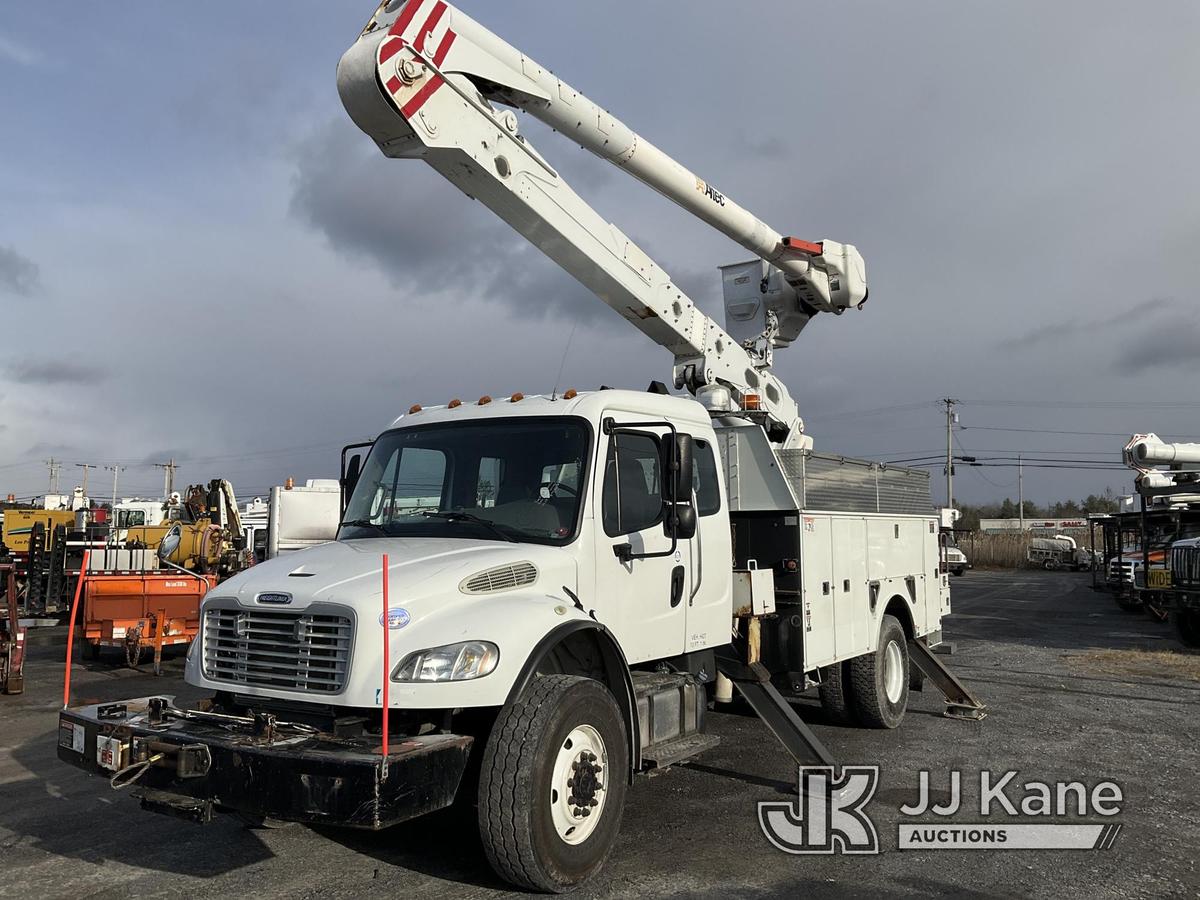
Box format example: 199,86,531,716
392,641,499,682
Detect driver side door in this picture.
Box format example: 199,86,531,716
591,423,690,663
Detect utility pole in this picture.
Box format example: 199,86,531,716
106,465,126,510
45,458,61,494
1018,455,1024,532
74,462,95,497
155,458,178,497
942,398,959,511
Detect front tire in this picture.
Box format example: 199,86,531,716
1173,609,1200,647
1115,594,1142,613
478,674,628,893
847,614,909,729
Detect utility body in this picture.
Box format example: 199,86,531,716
57,2,982,891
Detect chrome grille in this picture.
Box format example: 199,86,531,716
461,561,538,594
1173,546,1200,587
1108,559,1136,582
202,606,352,693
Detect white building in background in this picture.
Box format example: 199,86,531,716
980,518,1090,534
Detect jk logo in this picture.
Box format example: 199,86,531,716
759,766,880,854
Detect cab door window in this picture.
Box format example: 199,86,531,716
602,431,663,536
692,439,721,516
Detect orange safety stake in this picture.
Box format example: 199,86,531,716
381,553,390,767
62,550,91,708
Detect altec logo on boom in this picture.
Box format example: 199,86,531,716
379,0,458,119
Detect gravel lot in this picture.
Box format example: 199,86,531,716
2,570,1197,899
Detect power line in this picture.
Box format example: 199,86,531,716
963,399,1200,409
961,425,1194,438
808,401,939,424
953,430,1013,489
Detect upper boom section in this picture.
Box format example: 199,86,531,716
337,0,868,445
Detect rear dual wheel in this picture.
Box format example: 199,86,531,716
819,614,910,729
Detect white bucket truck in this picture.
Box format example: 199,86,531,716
57,2,982,891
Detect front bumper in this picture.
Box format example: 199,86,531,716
58,697,473,829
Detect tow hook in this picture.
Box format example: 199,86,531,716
253,711,278,743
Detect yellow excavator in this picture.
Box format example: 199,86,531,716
125,479,253,578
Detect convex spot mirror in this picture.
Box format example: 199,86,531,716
158,523,182,561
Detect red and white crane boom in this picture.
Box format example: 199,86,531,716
337,0,867,446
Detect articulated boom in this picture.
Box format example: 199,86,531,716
338,0,868,445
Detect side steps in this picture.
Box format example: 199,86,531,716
642,733,721,769
908,639,987,721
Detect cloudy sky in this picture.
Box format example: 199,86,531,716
2,1,1198,508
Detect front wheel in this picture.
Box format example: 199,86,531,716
847,614,909,729
1115,594,1142,613
478,674,628,893
1174,609,1200,648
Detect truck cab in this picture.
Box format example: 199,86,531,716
186,390,732,713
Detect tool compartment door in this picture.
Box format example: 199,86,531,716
800,514,836,668
831,516,871,658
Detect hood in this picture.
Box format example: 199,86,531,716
209,537,577,616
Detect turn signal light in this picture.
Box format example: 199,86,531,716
743,393,762,411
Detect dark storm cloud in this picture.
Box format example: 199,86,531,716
139,449,191,466
996,298,1172,351
4,0,1200,507
0,245,40,296
1112,315,1200,374
289,119,618,324
23,441,74,455
6,360,106,386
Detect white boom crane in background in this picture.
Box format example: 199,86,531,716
1124,434,1200,506
337,0,867,448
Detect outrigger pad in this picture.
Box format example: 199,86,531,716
58,697,474,830
907,640,988,722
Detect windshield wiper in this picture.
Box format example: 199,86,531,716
421,511,517,542
340,519,393,535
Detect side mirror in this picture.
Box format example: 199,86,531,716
158,523,183,562
660,434,695,503
341,453,362,513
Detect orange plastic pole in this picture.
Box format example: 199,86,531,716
62,549,91,708
381,553,390,760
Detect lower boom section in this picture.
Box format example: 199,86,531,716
57,697,473,829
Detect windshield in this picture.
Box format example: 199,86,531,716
340,417,590,545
